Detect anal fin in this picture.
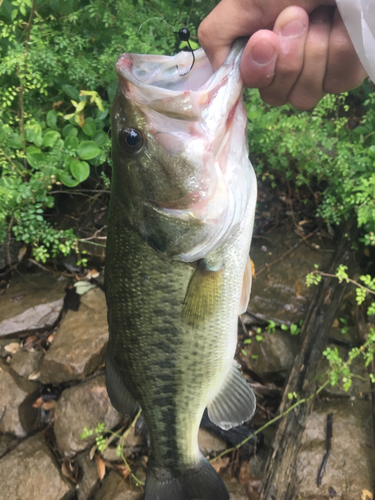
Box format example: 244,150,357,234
207,362,256,430
105,344,139,418
182,259,222,327
239,256,253,315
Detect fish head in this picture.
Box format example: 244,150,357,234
111,40,254,261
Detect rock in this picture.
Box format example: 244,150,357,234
0,433,18,459
9,349,43,378
248,228,331,325
39,287,108,384
0,432,74,500
76,450,100,500
0,360,39,437
93,471,143,500
198,428,227,456
245,331,298,382
0,271,66,337
296,400,375,499
54,374,121,457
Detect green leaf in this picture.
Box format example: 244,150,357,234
27,150,45,168
74,281,96,295
46,110,58,129
62,84,80,101
70,159,90,182
92,130,108,147
64,135,78,150
107,82,117,103
77,141,101,160
8,133,23,149
60,171,80,187
43,130,61,148
82,117,96,137
63,124,78,138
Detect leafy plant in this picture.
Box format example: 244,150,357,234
245,87,375,245
306,265,375,390
0,0,215,262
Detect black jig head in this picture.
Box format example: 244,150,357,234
174,27,195,76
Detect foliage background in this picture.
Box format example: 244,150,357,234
0,0,375,263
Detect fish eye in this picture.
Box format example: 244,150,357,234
119,128,144,155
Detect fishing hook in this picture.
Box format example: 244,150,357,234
174,27,195,76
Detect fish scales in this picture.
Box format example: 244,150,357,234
105,39,257,500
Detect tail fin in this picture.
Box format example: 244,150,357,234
144,457,229,500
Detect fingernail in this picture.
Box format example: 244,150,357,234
280,18,306,38
250,40,277,66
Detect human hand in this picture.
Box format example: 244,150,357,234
198,2,367,110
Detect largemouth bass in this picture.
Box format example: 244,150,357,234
105,39,257,500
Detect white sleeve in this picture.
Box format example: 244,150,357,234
336,0,375,82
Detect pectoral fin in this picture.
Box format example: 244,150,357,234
238,256,253,314
182,260,223,327
207,362,256,430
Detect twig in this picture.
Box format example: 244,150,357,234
79,226,107,241
210,379,330,464
311,270,375,297
18,0,37,167
317,413,333,486
255,228,318,277
77,239,106,248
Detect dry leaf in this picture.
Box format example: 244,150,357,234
41,400,56,411
89,445,97,461
28,371,40,381
17,245,27,262
95,454,106,481
117,463,131,479
211,457,229,474
61,458,81,483
86,269,99,279
332,318,339,328
4,342,21,354
362,490,373,500
32,397,44,408
239,460,251,486
24,336,38,350
47,333,55,344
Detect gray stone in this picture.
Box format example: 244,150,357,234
0,300,63,337
296,400,375,500
54,374,121,457
0,272,66,337
94,471,143,500
39,287,108,384
9,349,43,378
198,428,227,456
248,228,331,325
0,360,39,437
0,432,74,500
76,450,100,500
244,331,298,382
